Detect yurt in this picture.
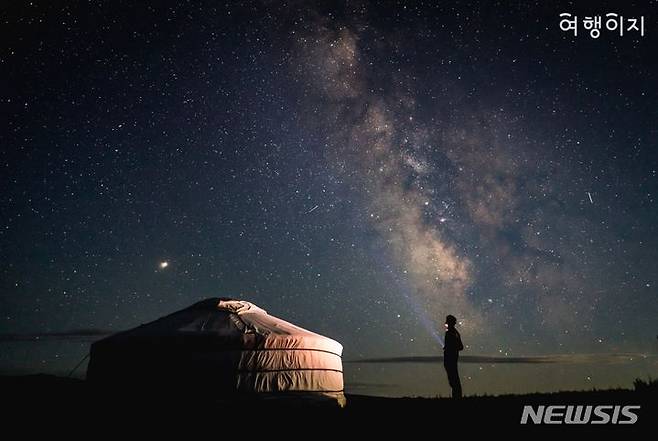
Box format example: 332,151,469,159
87,298,345,407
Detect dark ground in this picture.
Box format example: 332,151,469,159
1,375,655,434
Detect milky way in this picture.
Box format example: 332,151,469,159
1,1,656,396
295,23,480,337
288,6,657,355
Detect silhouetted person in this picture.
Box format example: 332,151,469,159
443,314,463,399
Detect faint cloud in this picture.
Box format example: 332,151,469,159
0,329,112,342
347,353,655,365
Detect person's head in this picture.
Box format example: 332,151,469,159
445,315,457,329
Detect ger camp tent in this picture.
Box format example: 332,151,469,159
87,298,345,406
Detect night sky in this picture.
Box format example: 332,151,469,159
1,1,657,397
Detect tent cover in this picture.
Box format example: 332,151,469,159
87,298,345,406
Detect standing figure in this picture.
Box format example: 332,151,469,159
443,314,463,399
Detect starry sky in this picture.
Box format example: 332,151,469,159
1,1,657,397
